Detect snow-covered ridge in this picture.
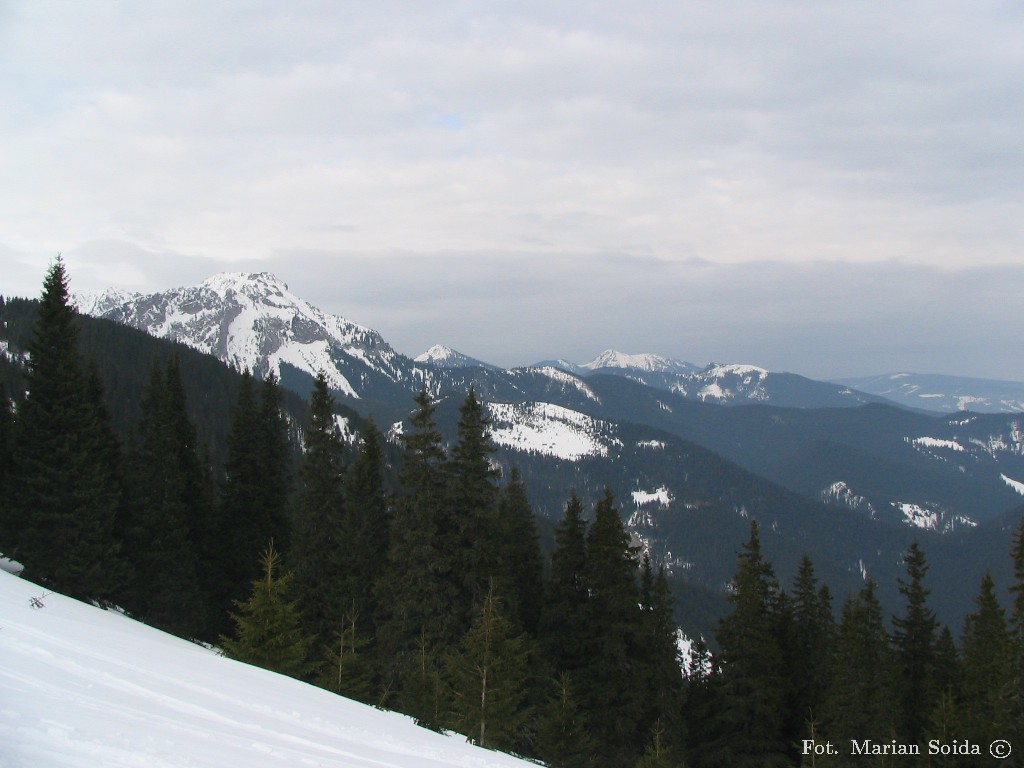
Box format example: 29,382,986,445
582,349,695,374
0,570,533,768
524,366,601,402
76,272,409,399
486,402,615,461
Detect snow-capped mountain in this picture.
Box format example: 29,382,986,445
581,349,699,374
536,351,886,409
415,344,498,370
76,272,416,399
0,570,534,768
832,372,1024,414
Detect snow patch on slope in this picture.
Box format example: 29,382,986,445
1002,474,1024,496
486,402,613,460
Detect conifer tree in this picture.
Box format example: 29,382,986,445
786,556,835,754
637,555,685,752
495,467,544,635
696,520,789,768
579,487,645,765
1006,514,1024,755
444,583,531,752
0,387,11,520
541,491,590,674
340,419,389,642
891,541,938,745
6,258,123,600
535,672,598,768
821,580,898,763
215,370,293,630
221,540,316,680
960,571,1010,755
290,371,348,656
375,388,454,710
122,357,206,636
448,387,502,618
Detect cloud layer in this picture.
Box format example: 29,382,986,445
2,2,1022,379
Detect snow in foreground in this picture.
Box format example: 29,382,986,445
0,571,536,768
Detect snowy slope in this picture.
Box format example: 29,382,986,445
0,571,534,768
76,272,412,399
832,372,1024,413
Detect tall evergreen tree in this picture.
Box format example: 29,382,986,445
579,487,645,766
494,467,544,635
891,541,938,745
444,583,532,752
220,540,316,680
448,387,502,618
5,258,123,600
215,370,293,631
0,387,11,523
340,419,389,641
695,520,789,768
290,371,348,657
1006,514,1024,755
122,357,206,636
535,672,598,768
541,491,590,675
821,580,898,764
636,555,685,757
374,388,454,715
960,571,1010,755
785,556,835,754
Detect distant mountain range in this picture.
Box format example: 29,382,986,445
61,271,1024,629
833,372,1024,414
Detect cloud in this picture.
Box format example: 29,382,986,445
2,2,1022,380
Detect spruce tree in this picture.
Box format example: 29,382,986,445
960,571,1010,755
541,491,590,675
535,672,598,768
121,357,206,636
495,467,544,635
290,371,348,658
341,419,389,642
579,487,645,766
7,258,123,600
444,583,531,752
821,580,898,764
1006,514,1024,756
696,520,789,768
448,387,502,619
891,541,938,745
786,556,835,755
220,540,316,680
374,388,454,713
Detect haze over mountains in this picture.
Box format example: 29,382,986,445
62,271,1024,628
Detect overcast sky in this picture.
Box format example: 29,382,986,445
3,2,1023,380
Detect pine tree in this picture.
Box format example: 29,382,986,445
6,258,123,600
696,520,789,768
444,583,531,751
257,373,292,554
891,541,938,745
220,540,316,680
290,371,348,657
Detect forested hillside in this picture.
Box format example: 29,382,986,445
3,261,1024,766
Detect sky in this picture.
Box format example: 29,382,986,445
2,1,1023,380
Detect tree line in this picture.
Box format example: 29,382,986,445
2,259,1024,767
